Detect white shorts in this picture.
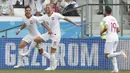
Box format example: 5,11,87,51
22,34,42,43
41,32,61,48
22,34,43,49
22,34,34,43
104,41,118,53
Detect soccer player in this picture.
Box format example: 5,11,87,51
22,4,81,70
100,6,128,73
14,6,52,68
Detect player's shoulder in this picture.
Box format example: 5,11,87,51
102,17,107,21
53,12,62,16
22,15,28,22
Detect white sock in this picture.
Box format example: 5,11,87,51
24,41,37,56
37,43,50,59
50,53,56,61
18,49,24,65
112,57,118,71
50,53,56,68
107,52,122,58
42,51,50,59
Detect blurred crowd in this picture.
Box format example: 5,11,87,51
0,0,79,16
1,0,130,16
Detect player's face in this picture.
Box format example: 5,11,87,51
25,8,31,16
46,5,52,14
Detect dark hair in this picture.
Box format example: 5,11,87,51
25,6,31,10
105,6,112,14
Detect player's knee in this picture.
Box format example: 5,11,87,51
34,37,42,43
39,49,43,54
104,53,109,58
50,47,56,53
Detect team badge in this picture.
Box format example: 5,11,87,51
52,17,55,20
30,20,33,24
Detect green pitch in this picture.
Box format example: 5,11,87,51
0,69,130,73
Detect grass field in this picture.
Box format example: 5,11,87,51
0,69,130,73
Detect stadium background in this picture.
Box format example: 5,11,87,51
0,0,130,73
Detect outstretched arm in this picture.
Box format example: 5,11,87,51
16,24,26,35
63,17,81,26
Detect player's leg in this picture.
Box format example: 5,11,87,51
50,46,57,70
104,41,127,73
104,42,118,72
45,42,58,70
38,44,50,59
104,42,126,58
107,42,128,59
20,35,36,56
111,57,118,73
111,41,119,72
46,40,59,70
14,40,28,68
21,41,37,56
34,34,50,59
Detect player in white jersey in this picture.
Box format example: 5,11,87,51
14,6,52,68
100,6,128,73
22,4,81,70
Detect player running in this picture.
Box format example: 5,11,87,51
22,4,81,70
14,6,52,68
100,6,128,73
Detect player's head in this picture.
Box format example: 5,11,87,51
25,6,31,17
105,6,112,15
46,4,53,14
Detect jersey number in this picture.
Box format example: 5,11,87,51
111,22,116,32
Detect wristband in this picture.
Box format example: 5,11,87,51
18,29,21,31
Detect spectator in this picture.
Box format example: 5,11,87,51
29,0,42,16
0,0,14,16
55,0,69,13
62,0,79,16
70,0,78,8
24,0,30,6
97,0,108,15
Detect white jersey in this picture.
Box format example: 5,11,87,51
22,15,41,37
38,12,65,37
102,15,119,42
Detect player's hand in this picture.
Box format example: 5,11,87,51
100,31,103,36
16,30,20,35
48,29,53,34
76,24,81,27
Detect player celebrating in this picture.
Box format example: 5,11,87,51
100,6,128,73
22,4,81,70
14,6,52,68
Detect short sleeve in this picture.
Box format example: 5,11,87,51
22,16,27,22
34,16,45,24
55,13,65,19
102,17,108,25
24,20,29,26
